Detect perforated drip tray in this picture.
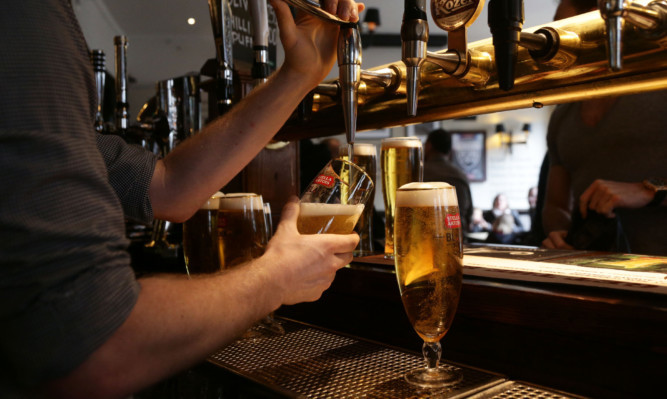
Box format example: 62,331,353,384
207,319,583,399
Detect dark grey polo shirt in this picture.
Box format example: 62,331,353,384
1,0,158,393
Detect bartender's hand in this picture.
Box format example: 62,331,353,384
261,197,358,305
579,179,654,218
269,0,365,88
542,230,574,250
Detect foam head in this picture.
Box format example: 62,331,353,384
299,202,365,217
219,193,264,211
381,136,422,149
339,143,377,156
396,182,458,207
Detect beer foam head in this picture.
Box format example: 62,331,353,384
201,193,223,210
299,202,364,216
381,136,422,149
340,143,377,156
219,193,264,210
396,182,458,207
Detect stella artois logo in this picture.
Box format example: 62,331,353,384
446,213,461,229
314,174,335,188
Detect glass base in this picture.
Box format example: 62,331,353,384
405,367,462,389
240,316,285,341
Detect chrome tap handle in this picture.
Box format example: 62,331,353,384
402,0,428,116
249,0,271,86
338,25,362,146
207,0,235,114
599,0,625,72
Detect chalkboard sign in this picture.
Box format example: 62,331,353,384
229,0,278,75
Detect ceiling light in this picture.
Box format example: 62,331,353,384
187,18,196,25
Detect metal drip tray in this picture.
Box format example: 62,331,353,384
208,319,581,398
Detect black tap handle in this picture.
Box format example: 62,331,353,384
488,0,524,91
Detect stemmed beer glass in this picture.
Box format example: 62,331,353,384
394,182,463,388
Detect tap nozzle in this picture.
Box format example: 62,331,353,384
249,0,271,86
599,0,625,72
338,25,362,147
402,0,428,116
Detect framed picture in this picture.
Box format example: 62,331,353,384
451,131,486,182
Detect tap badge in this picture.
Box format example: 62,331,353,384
431,0,485,31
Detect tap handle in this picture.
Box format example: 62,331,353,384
599,0,625,71
488,0,524,91
338,26,362,146
249,0,271,84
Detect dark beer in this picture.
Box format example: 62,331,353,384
183,195,223,275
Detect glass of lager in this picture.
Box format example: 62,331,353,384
298,158,373,235
339,143,377,256
381,137,423,258
217,193,267,269
394,182,463,388
182,192,224,276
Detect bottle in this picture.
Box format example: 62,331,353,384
114,35,130,137
90,49,107,133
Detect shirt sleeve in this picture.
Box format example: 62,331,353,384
96,134,159,224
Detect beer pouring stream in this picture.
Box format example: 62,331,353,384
249,0,271,86
207,0,235,115
401,0,428,117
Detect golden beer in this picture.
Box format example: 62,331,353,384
381,137,423,258
217,194,266,269
297,203,365,234
394,182,462,343
339,143,377,254
182,194,223,275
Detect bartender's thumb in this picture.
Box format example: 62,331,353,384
277,196,300,231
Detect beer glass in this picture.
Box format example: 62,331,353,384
217,193,267,269
339,143,377,256
182,192,224,276
394,182,463,388
298,158,373,235
381,136,423,258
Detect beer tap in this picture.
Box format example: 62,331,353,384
114,36,130,135
599,0,667,71
338,25,362,155
249,0,271,87
427,0,486,86
90,50,106,134
401,0,428,117
488,0,524,90
207,0,235,115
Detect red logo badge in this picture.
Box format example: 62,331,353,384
446,213,461,228
314,174,335,188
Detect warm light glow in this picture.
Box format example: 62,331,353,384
187,18,196,25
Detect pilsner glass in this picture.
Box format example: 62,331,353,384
381,137,423,258
298,158,373,235
182,192,224,276
339,143,377,256
394,182,463,388
217,193,266,269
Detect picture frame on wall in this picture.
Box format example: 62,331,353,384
451,131,486,182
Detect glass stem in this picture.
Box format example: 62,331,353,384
422,341,442,370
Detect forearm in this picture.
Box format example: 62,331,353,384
150,66,315,222
47,260,280,399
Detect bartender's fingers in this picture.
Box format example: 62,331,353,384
542,230,573,250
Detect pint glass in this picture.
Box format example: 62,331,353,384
339,143,377,255
381,137,423,258
182,192,224,276
394,182,463,388
298,158,373,235
217,193,267,269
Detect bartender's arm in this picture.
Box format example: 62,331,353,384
542,164,575,250
149,0,365,222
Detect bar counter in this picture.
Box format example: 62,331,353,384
136,247,667,398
